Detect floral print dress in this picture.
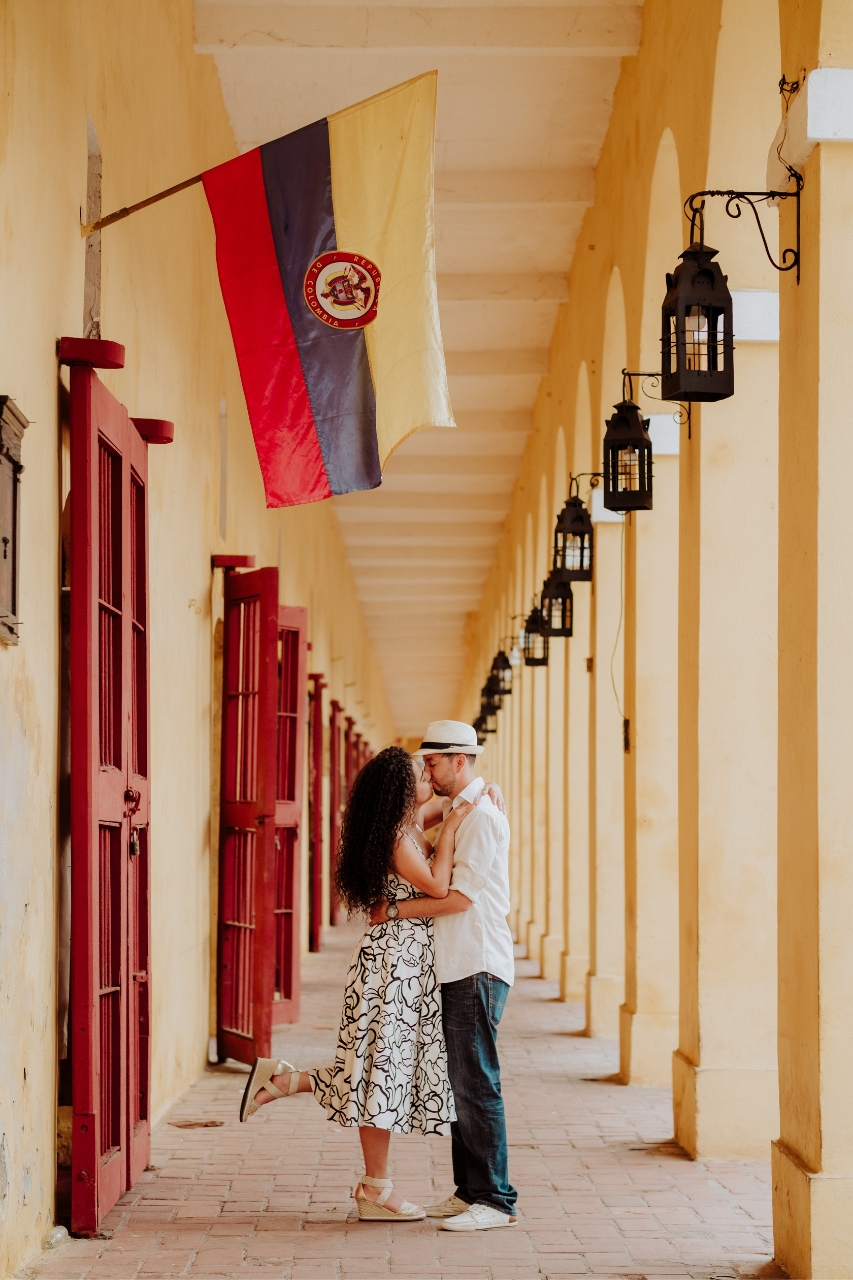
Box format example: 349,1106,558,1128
309,868,455,1134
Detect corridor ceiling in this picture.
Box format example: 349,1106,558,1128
196,0,643,736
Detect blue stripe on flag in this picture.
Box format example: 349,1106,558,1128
260,120,380,495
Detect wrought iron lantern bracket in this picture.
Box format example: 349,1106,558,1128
684,174,803,283
621,370,692,437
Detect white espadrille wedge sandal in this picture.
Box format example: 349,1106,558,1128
354,1176,426,1221
239,1057,298,1122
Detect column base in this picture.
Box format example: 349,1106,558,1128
561,953,588,1002
619,1006,677,1085
772,1139,853,1279
586,973,623,1038
672,1048,778,1159
540,934,563,981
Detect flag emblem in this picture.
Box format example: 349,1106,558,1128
304,251,381,329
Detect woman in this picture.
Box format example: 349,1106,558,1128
239,746,495,1220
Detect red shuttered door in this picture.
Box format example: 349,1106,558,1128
217,583,306,1052
272,606,307,1024
328,701,343,926
307,674,326,953
69,366,153,1235
217,568,278,1064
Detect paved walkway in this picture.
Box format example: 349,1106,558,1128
28,925,781,1280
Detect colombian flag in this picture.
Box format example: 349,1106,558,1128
202,72,454,508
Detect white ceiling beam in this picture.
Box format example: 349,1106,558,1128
342,532,501,546
438,272,568,302
384,453,519,478
452,410,532,432
334,491,510,515
378,474,514,495
399,430,527,457
436,168,593,204
444,349,549,376
195,5,642,53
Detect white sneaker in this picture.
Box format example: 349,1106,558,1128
424,1194,470,1218
440,1203,517,1231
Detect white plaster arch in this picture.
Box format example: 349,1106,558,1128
573,361,594,482
639,129,683,377
524,511,535,618
705,0,782,290
600,266,629,448
536,474,550,587
551,425,568,524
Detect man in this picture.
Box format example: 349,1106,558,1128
372,719,517,1230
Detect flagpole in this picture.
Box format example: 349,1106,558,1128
80,172,203,237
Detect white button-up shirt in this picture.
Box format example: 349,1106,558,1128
432,777,515,987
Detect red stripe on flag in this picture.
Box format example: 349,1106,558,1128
202,150,332,507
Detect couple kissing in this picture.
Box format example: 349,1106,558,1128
239,719,517,1231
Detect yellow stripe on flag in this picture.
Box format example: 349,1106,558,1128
328,72,455,468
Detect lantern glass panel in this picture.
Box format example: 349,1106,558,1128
540,571,573,638
480,700,498,733
603,399,653,512
484,673,505,706
522,607,549,667
491,650,513,696
554,496,593,581
661,242,733,402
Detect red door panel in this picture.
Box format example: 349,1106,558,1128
272,606,307,1023
329,701,343,926
307,674,325,953
217,568,279,1064
70,366,152,1234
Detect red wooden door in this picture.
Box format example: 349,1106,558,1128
307,673,326,952
68,361,153,1234
272,606,307,1024
217,567,278,1064
329,700,343,926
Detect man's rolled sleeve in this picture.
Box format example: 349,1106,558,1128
449,808,499,903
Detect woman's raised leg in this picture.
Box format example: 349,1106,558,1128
255,1068,312,1106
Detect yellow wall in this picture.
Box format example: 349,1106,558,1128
0,3,393,1272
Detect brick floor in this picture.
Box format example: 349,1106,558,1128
26,925,783,1280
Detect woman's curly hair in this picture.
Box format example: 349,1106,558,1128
335,745,418,914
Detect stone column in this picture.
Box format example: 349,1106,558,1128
673,0,781,1156
508,598,525,940
561,579,590,1001
527,661,548,965
620,430,679,1085
773,87,853,1276
586,506,625,1037
673,333,779,1156
541,639,566,980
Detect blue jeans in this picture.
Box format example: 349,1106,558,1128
441,972,517,1217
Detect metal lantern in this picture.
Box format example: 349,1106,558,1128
479,692,499,734
491,649,513,697
540,569,573,637
473,714,488,746
522,605,549,667
603,399,653,512
661,238,733,403
483,672,505,708
553,484,593,580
